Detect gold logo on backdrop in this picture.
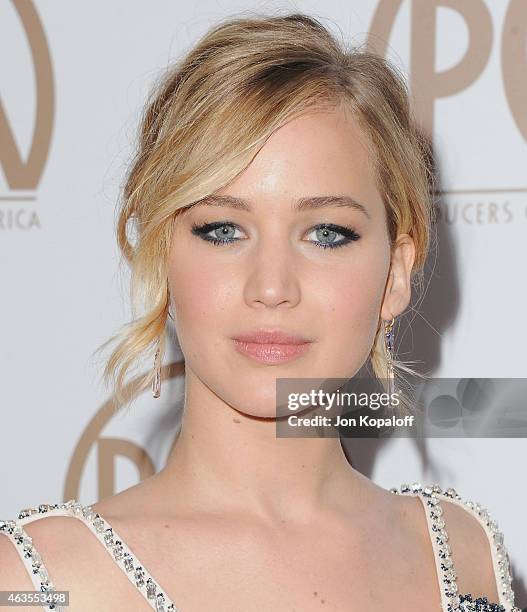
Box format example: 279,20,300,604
64,361,185,502
501,0,527,142
367,0,527,221
0,0,55,229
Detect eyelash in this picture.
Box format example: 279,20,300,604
190,221,361,250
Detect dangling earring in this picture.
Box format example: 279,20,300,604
384,316,395,398
152,345,161,399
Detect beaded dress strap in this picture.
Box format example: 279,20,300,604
413,492,453,611
1,504,67,611
390,483,520,612
3,500,180,612
434,488,518,611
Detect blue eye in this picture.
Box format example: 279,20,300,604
306,223,361,249
191,221,243,245
190,221,361,249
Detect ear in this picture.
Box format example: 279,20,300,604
380,233,416,321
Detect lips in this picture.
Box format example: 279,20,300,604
231,329,313,364
232,329,312,345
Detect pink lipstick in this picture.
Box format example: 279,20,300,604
231,329,313,364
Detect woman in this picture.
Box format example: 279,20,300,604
0,12,520,612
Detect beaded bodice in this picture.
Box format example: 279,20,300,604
0,483,520,612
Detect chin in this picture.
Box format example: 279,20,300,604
232,395,282,419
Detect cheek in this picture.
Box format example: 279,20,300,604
168,247,234,348
314,249,389,350
341,267,386,320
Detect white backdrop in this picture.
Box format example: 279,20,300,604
1,0,526,605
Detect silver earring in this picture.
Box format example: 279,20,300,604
152,345,161,399
384,316,395,398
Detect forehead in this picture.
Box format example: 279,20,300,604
215,106,382,215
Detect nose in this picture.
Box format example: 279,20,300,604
243,237,302,309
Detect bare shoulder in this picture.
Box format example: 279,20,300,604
0,532,43,611
0,511,93,611
390,483,518,610
436,487,519,610
0,505,149,612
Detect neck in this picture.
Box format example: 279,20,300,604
157,368,365,523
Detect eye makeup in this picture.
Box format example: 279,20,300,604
190,220,361,250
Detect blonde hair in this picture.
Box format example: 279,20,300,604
99,11,435,412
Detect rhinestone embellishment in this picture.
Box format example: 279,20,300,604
390,483,521,612
1,501,64,610
4,491,519,612
1,499,180,612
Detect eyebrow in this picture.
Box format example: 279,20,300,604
192,194,371,219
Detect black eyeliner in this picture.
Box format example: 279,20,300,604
190,220,361,249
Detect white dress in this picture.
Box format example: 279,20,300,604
0,482,520,612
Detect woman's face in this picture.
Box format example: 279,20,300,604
168,106,414,417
